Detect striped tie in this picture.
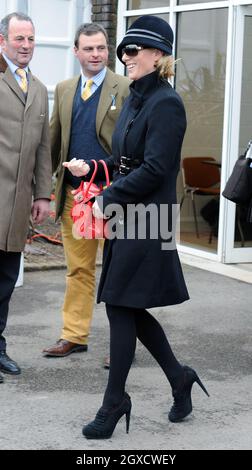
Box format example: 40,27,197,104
16,68,28,93
82,79,93,101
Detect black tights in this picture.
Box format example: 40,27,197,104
103,304,183,408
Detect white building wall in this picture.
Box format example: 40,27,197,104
28,0,92,112
1,0,92,112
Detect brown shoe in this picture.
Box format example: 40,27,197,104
42,339,88,357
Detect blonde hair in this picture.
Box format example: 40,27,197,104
155,55,175,79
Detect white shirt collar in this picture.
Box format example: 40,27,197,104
81,66,107,91
2,53,29,75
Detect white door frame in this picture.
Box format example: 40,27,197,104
221,5,252,263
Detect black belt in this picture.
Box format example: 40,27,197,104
118,156,142,175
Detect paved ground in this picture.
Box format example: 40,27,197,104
0,265,252,450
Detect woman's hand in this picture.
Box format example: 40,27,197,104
63,158,90,177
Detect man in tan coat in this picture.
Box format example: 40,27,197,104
0,12,52,383
42,23,129,359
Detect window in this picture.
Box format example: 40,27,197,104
176,8,228,248
178,0,223,5
127,13,170,28
128,0,169,8
176,9,228,162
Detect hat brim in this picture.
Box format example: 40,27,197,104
117,36,172,63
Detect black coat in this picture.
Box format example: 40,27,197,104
96,71,189,308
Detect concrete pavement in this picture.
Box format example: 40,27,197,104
0,265,252,450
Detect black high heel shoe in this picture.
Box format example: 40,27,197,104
168,365,209,423
82,392,131,439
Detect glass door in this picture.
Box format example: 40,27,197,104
176,8,228,257
222,5,252,263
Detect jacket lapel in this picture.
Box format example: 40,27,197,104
25,72,36,112
96,69,118,134
2,67,26,105
61,77,80,149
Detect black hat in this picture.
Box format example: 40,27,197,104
117,15,173,63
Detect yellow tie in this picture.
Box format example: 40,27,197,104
82,79,93,101
16,68,28,93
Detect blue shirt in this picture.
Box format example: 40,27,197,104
81,67,106,98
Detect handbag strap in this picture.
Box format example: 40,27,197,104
83,159,110,199
83,159,98,199
99,159,110,187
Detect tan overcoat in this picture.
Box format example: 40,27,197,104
50,68,130,219
0,54,52,252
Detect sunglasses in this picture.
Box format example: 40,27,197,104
121,44,147,57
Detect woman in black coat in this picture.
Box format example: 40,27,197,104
64,15,209,439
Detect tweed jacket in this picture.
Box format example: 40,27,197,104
50,68,130,219
0,54,52,252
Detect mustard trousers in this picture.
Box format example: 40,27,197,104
60,187,101,345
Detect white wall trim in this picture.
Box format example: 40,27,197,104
83,0,92,22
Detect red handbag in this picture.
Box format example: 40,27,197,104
71,159,110,239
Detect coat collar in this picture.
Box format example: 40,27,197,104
0,53,35,106
129,71,169,109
